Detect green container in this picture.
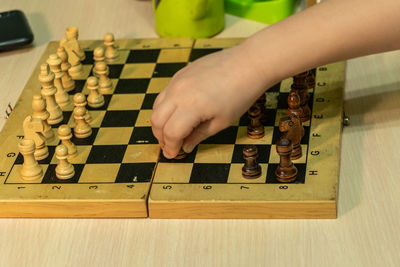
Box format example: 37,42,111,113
153,0,225,38
225,0,296,24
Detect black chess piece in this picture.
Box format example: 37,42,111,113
291,72,310,122
256,93,268,125
275,138,298,183
306,70,315,89
242,145,261,179
247,105,264,139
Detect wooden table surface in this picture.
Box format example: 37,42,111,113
1,0,400,266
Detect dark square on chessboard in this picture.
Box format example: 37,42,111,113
189,48,223,62
114,79,150,94
82,51,94,65
115,163,156,183
153,63,187,77
141,94,158,109
189,163,230,183
265,163,307,184
126,49,161,63
86,145,127,164
42,164,85,184
129,127,158,144
201,126,238,144
101,110,139,127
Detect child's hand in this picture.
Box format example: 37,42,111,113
151,44,270,159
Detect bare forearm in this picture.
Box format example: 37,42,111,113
241,0,400,87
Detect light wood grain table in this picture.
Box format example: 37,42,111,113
1,1,399,266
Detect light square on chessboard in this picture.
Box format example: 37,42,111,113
157,48,191,63
153,163,192,183
50,145,92,164
268,144,307,164
79,163,121,183
278,78,292,93
81,79,118,95
106,49,130,65
274,109,311,127
6,164,48,184
94,127,133,145
194,144,234,163
134,110,152,127
108,94,145,110
147,78,171,93
67,110,106,129
265,92,279,109
123,144,160,163
235,126,273,144
120,63,156,79
227,163,268,184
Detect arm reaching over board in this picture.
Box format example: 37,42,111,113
151,0,400,159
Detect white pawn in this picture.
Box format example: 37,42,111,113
47,54,70,108
57,46,75,92
32,94,54,142
73,93,92,123
55,144,75,180
104,33,119,62
18,139,43,181
95,61,113,94
58,124,77,159
39,63,63,125
87,76,104,108
93,46,106,77
73,106,92,138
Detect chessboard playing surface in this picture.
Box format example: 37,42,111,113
0,38,344,218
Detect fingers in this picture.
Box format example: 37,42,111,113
151,100,176,149
182,119,222,153
161,110,201,158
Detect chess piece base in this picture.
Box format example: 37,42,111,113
291,144,302,160
56,165,75,180
242,165,261,179
21,166,43,181
34,147,49,161
247,127,265,139
275,164,298,183
74,129,92,139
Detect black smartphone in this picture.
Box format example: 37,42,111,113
0,10,33,50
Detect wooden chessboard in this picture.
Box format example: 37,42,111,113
0,38,345,218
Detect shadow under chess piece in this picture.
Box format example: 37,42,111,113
174,149,188,160
247,104,264,139
242,145,261,179
275,138,297,183
18,139,43,181
279,114,304,160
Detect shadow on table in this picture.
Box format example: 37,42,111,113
338,82,400,216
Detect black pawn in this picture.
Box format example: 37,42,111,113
247,105,264,139
242,145,261,179
275,138,298,183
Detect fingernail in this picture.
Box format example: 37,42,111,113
182,143,195,153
